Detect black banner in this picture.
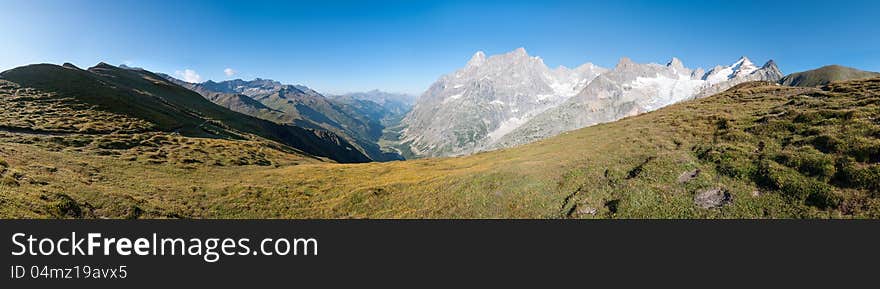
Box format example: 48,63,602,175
1,220,877,287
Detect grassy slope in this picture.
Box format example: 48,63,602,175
0,78,327,217
0,64,370,163
169,75,401,162
1,77,879,218
780,65,880,87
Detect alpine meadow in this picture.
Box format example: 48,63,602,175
2,0,880,219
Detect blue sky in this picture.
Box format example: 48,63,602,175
1,0,878,95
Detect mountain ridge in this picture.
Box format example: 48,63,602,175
399,49,782,157
0,62,370,163
399,47,607,157
496,55,782,149
3,75,879,218
779,65,880,87
160,75,404,161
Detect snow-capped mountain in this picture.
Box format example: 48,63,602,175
493,56,783,149
696,57,783,97
399,48,607,157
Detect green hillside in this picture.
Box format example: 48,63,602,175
780,65,880,87
163,75,403,162
0,63,370,163
1,71,879,218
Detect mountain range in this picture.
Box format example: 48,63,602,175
0,63,372,163
2,61,878,218
160,75,414,162
395,48,606,157
398,48,783,157
494,55,783,149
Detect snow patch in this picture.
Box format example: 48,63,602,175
443,93,464,104
487,117,528,141
536,94,555,101
632,74,707,111
705,66,734,84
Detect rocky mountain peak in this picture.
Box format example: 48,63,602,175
400,48,606,157
667,57,686,73
92,62,115,69
467,51,487,67
616,57,635,68
61,63,81,70
733,56,756,71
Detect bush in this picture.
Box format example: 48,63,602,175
793,112,820,124
846,139,880,163
811,135,843,153
717,157,754,180
50,194,83,218
755,160,840,209
0,175,18,187
695,144,756,179
774,147,836,182
835,158,880,191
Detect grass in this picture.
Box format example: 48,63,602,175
1,77,879,218
0,64,370,163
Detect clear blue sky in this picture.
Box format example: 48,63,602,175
2,0,878,95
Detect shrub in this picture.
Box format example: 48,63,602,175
811,135,843,153
755,160,840,208
0,175,18,187
835,158,880,191
793,112,819,124
716,118,730,130
846,139,880,163
716,156,754,180
50,194,83,218
774,147,836,182
693,144,718,162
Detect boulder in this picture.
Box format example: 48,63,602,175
677,169,701,183
694,188,732,209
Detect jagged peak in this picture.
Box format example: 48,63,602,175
573,62,602,73
691,67,706,79
511,47,528,56
616,57,635,68
93,62,116,69
61,63,81,70
762,59,778,69
667,57,683,67
467,50,487,66
733,56,755,67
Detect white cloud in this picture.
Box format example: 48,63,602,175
174,69,202,83
224,68,237,77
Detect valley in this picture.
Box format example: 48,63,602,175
2,61,879,218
